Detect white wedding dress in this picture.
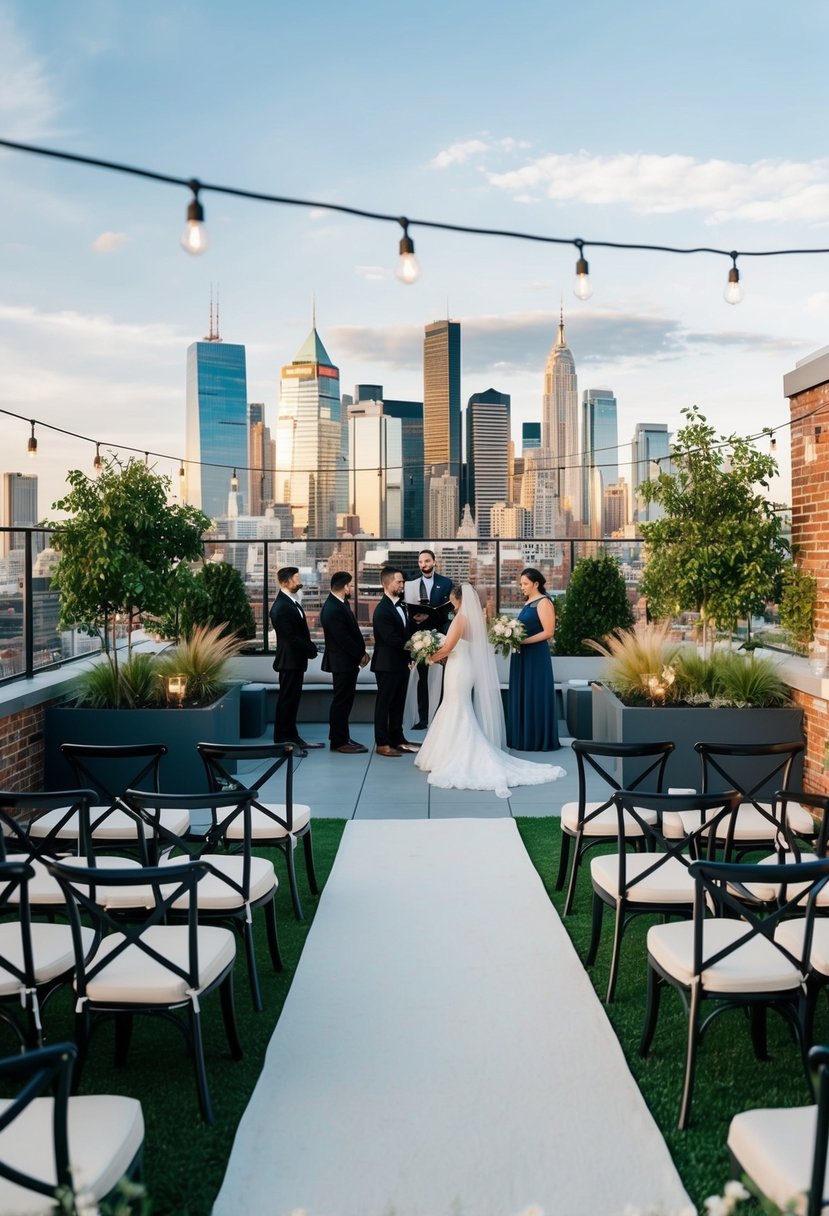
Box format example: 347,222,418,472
415,635,566,800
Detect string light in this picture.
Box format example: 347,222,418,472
27,420,37,458
724,252,743,305
3,138,829,302
231,467,239,491
93,443,103,473
396,218,420,285
574,240,592,301
180,179,208,256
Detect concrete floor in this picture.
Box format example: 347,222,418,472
235,719,599,819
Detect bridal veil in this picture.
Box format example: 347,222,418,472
461,583,507,749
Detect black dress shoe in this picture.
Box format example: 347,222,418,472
411,720,428,730
331,742,369,753
295,737,324,749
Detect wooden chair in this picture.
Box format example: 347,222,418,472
0,1040,144,1215
555,739,675,916
46,857,243,1124
641,856,829,1129
587,789,742,1002
198,741,318,920
728,1042,829,1216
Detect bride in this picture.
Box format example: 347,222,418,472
415,583,566,799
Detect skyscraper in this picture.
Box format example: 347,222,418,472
423,320,461,529
1,472,40,558
276,324,341,537
428,467,459,538
347,401,403,537
185,308,248,521
631,423,670,524
248,403,275,517
541,310,579,524
382,398,425,539
522,422,541,452
466,388,510,539
582,388,618,532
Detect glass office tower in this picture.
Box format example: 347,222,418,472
277,326,341,537
582,388,618,531
466,388,510,538
185,340,248,520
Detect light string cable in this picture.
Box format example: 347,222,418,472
4,138,829,289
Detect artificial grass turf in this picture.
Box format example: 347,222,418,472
4,819,347,1216
516,816,827,1215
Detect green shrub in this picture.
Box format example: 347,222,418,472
778,563,817,655
554,553,634,657
74,651,161,709
715,652,790,707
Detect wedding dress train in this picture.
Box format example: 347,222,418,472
415,638,566,799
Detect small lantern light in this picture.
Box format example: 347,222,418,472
165,674,187,706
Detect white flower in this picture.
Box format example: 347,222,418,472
723,1181,750,1202
703,1196,730,1216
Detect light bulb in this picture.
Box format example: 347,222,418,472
27,422,37,458
396,225,420,284
574,253,592,300
724,260,742,305
231,468,239,491
93,444,103,473
181,187,208,255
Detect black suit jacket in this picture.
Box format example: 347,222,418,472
370,595,410,673
270,591,318,671
404,571,454,632
320,594,366,673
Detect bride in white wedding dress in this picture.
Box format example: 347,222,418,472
415,583,566,799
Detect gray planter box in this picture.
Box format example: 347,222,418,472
591,681,805,793
45,684,241,794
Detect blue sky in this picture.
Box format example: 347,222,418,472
2,0,828,514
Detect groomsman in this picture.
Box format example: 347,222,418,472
404,548,453,729
320,571,369,754
269,566,323,754
371,567,421,757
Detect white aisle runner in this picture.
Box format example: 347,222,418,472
213,819,692,1216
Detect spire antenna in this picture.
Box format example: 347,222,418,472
215,283,221,341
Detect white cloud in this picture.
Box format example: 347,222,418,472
0,303,184,354
354,264,392,281
431,136,530,170
90,231,129,254
483,150,829,225
0,6,61,138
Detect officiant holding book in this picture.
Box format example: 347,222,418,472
404,548,454,729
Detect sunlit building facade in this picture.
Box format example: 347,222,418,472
347,403,403,537
423,320,461,530
541,311,579,524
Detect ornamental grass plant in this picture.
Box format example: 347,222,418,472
155,623,245,704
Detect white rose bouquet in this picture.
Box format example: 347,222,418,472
404,629,445,664
488,615,527,658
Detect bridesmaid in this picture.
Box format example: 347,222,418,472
507,567,559,751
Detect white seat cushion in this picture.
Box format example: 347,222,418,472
775,918,829,978
647,918,805,993
160,854,277,910
662,803,796,843
0,1093,144,1214
217,802,311,840
728,1103,823,1216
591,853,694,903
560,801,656,836
734,853,829,906
82,924,235,1004
30,805,190,842
0,923,95,994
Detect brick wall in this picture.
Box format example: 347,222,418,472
0,703,47,790
789,375,829,792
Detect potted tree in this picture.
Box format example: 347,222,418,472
553,552,632,681
44,460,242,791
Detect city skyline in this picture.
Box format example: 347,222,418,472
2,0,824,516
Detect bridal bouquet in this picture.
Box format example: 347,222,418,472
405,629,445,664
488,615,527,657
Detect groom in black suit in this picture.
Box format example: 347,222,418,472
320,571,369,754
371,567,421,757
404,549,454,729
269,566,323,754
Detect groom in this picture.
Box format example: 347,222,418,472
371,567,421,757
404,549,453,729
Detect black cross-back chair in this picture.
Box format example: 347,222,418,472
29,744,178,862
46,856,242,1125
120,787,283,1012
641,855,829,1130
0,1041,143,1214
587,788,743,1002
695,740,813,858
0,860,96,1050
728,1042,829,1216
197,741,317,920
556,739,675,916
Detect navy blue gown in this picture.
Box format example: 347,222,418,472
507,599,560,751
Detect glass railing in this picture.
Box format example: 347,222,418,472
1,527,644,683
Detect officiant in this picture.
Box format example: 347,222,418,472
404,548,454,729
